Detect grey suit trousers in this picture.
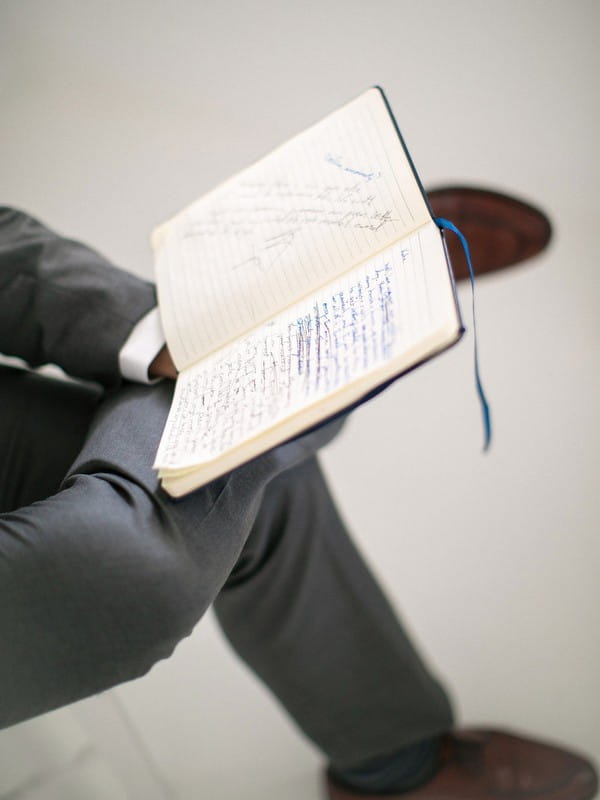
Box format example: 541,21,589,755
0,209,453,768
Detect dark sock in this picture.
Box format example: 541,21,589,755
329,735,441,795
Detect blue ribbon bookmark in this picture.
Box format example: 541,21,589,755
434,217,492,451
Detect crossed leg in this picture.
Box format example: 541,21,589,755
0,365,453,767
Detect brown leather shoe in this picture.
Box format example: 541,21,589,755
325,729,598,800
427,186,552,282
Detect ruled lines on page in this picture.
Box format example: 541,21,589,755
154,88,431,369
154,222,453,471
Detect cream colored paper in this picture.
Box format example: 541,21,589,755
154,222,455,472
153,89,430,370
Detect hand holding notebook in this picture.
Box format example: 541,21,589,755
152,88,463,496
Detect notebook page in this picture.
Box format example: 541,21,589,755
154,88,431,370
154,222,455,471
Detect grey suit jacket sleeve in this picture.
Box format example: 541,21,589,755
0,206,157,387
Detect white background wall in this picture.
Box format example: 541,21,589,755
1,1,598,798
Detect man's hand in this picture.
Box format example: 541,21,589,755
149,345,177,380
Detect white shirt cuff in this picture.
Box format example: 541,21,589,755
119,308,165,383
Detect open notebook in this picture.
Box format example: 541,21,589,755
152,87,463,496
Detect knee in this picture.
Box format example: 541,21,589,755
102,532,208,668
70,475,212,661
0,473,211,678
